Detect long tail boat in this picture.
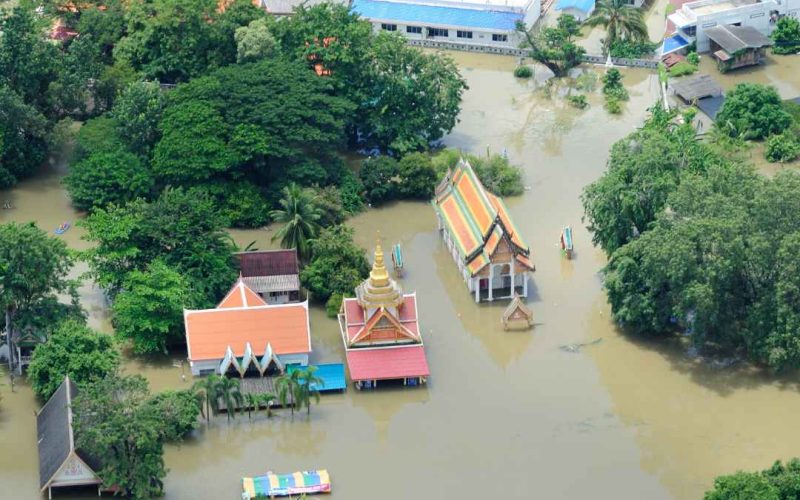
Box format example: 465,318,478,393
242,470,331,498
391,243,404,277
560,225,574,259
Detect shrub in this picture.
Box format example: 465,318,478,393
605,97,622,114
513,65,533,78
337,169,365,214
397,152,438,199
602,69,629,100
765,133,800,163
669,61,698,77
716,83,793,140
431,148,523,196
687,51,700,65
608,39,657,58
567,94,588,109
772,16,800,55
359,156,399,205
575,72,598,92
326,293,343,318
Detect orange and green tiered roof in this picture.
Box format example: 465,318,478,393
433,160,533,277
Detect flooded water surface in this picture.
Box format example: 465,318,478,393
2,52,800,500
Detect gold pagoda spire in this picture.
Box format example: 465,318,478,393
369,238,390,288
356,234,404,309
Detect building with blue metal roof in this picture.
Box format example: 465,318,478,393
351,0,541,50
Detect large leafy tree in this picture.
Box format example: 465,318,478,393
517,16,586,77
111,81,166,158
0,222,77,353
0,85,50,188
705,459,800,500
235,18,278,63
364,34,467,153
146,389,202,441
72,375,167,498
28,320,120,400
584,0,649,53
397,152,438,199
269,183,323,262
64,149,154,212
81,188,237,303
112,259,193,354
359,156,399,205
715,83,793,140
772,16,800,55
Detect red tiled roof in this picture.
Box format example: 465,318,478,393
345,346,430,381
236,249,299,278
218,280,268,308
342,296,420,344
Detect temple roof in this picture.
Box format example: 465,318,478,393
356,241,405,309
342,294,421,345
345,345,430,382
433,160,533,276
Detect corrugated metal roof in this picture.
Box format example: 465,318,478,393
345,345,430,381
242,275,300,294
351,0,523,30
705,24,773,53
235,249,299,278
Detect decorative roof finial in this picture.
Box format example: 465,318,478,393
369,232,390,288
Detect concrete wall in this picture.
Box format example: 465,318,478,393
371,22,524,49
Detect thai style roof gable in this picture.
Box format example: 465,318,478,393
432,159,534,276
218,279,268,308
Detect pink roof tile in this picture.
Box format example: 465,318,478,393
345,346,430,381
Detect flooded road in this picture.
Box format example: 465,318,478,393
2,52,800,499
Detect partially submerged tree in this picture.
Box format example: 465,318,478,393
516,15,585,78
584,0,649,54
715,83,792,140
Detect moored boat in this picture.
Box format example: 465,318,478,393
391,242,404,277
560,225,574,259
54,222,71,235
242,470,331,499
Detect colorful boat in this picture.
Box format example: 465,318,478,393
391,243,404,277
54,222,71,235
242,470,331,498
560,225,574,259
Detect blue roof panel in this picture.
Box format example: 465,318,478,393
555,0,594,13
289,363,347,392
351,0,523,31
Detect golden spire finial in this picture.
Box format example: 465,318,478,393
369,234,390,288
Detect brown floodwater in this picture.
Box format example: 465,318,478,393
2,52,800,500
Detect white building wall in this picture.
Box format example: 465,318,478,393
677,0,786,52
372,22,524,48
189,353,309,376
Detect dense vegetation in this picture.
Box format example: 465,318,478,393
583,99,800,371
772,17,800,55
517,15,585,78
705,459,800,499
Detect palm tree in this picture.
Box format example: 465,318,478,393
584,0,649,53
269,183,322,262
192,374,222,422
294,366,323,416
257,393,277,419
243,393,259,420
275,371,301,418
217,376,244,422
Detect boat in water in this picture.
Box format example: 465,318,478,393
560,225,574,259
391,242,404,277
54,222,71,235
242,470,331,498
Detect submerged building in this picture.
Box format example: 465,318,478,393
235,249,301,304
351,0,542,51
339,241,430,389
432,159,534,303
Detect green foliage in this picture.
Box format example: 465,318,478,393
81,188,237,303
300,225,369,303
716,84,792,140
602,69,628,99
585,0,649,53
668,61,698,77
575,72,598,92
513,65,533,78
432,148,524,196
360,156,399,204
517,16,586,78
363,34,467,154
567,94,588,109
608,39,657,58
326,293,344,318
765,133,800,163
294,365,323,415
73,375,167,498
397,152,438,199
235,17,278,63
64,149,154,212
311,185,347,227
146,390,201,441
772,16,800,55
604,97,622,114
111,81,166,158
28,320,120,400
705,459,800,500
0,85,50,188
73,116,125,161
687,51,701,65
112,260,193,354
270,183,323,261
188,181,271,228
337,169,366,214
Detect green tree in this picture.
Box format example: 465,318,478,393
705,472,779,500
294,366,323,415
28,320,120,400
146,389,202,441
191,374,221,421
364,34,467,153
715,84,792,140
516,16,586,77
469,153,525,197
0,222,78,358
188,181,271,228
112,260,192,354
217,376,243,421
275,370,300,417
73,375,167,498
64,149,154,212
765,133,800,163
311,185,347,227
111,81,166,158
73,116,125,161
359,156,399,205
772,16,800,55
584,0,649,53
235,18,278,63
270,183,323,261
0,85,50,188
300,225,370,306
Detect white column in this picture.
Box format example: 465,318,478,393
510,262,516,297
488,265,494,301
523,274,528,297
474,278,480,302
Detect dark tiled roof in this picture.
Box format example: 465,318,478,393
705,25,773,53
235,249,299,278
37,379,74,489
671,74,724,101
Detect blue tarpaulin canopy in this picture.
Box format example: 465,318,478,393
555,0,594,13
661,34,690,55
351,0,523,31
287,363,347,392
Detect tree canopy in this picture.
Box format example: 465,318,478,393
0,85,50,188
715,84,792,140
705,459,800,500
772,16,800,55
517,15,586,78
585,0,649,53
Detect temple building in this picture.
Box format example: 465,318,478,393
339,241,430,389
432,159,534,303
184,279,311,377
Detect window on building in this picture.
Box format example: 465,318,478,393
457,30,473,39
682,25,697,37
381,23,397,31
492,34,508,42
428,27,449,37
406,25,422,34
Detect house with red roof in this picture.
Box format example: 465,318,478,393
184,279,311,377
338,241,429,389
432,159,534,303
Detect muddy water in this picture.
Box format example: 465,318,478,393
2,53,800,500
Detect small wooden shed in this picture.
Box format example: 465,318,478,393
705,25,773,73
501,293,533,330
